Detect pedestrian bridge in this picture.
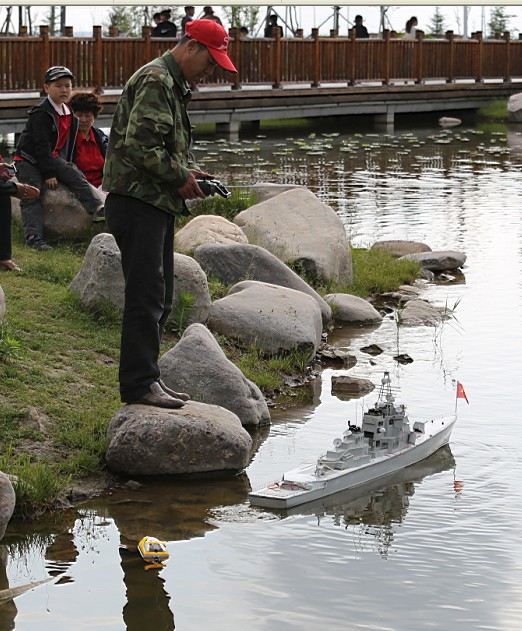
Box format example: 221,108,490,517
1,25,521,137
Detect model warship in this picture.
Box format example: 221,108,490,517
249,372,459,509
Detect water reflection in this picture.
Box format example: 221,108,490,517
119,548,174,631
284,445,456,559
0,547,16,631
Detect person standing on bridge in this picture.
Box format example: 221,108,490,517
102,20,237,408
353,15,369,38
405,16,418,39
181,6,195,35
152,9,178,38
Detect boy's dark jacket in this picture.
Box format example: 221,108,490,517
15,98,79,179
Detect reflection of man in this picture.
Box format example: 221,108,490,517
120,540,175,631
103,20,238,408
0,547,16,631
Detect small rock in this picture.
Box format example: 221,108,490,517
371,240,431,257
399,299,443,326
318,347,357,366
438,117,462,128
324,293,382,324
360,344,384,356
399,250,466,272
331,376,375,397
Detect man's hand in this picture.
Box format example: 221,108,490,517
45,177,58,190
0,163,14,181
177,169,214,200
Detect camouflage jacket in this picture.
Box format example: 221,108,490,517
102,51,198,216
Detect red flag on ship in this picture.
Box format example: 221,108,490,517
457,382,469,404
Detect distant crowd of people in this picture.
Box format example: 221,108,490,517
147,9,420,41
352,14,419,39
151,6,222,38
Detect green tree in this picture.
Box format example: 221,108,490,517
488,6,514,37
105,5,180,37
222,5,261,33
428,6,447,37
105,6,143,36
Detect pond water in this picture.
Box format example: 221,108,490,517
2,121,522,631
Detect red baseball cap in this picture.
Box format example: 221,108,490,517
185,19,237,73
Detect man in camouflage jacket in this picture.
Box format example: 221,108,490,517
103,20,237,408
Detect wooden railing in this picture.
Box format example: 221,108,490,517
1,25,521,93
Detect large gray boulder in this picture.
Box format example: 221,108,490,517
399,250,466,271
0,472,15,541
208,280,323,356
194,242,332,326
106,401,252,476
234,188,352,285
69,233,125,309
324,293,382,324
159,323,270,427
42,182,106,241
0,284,5,323
69,234,211,325
172,253,211,325
174,215,248,254
251,182,307,203
371,240,431,257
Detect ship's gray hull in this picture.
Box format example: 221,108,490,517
249,415,456,509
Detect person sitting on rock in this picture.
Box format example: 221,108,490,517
13,66,105,251
69,92,108,189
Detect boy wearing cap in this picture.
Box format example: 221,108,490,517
103,19,237,409
14,65,105,250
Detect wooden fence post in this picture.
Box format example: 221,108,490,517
229,27,241,90
273,26,282,88
503,31,511,82
39,25,50,95
108,26,118,38
415,29,424,84
18,24,28,36
142,25,152,62
446,30,454,83
348,27,356,86
475,31,483,82
311,27,320,87
64,26,73,37
93,25,103,93
383,29,390,85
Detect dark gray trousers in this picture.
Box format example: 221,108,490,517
16,159,101,238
